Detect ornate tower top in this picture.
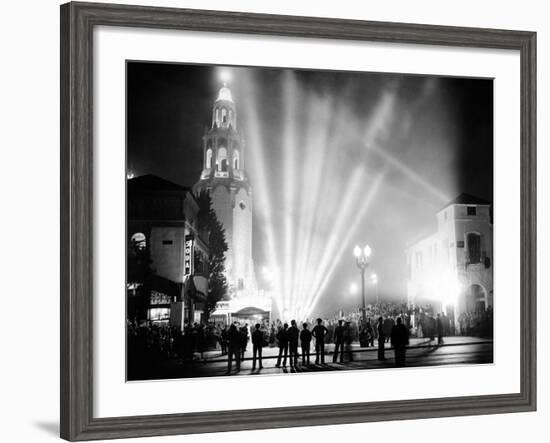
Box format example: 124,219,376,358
216,83,233,103
212,83,237,130
194,82,249,191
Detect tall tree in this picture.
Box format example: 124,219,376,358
195,191,229,318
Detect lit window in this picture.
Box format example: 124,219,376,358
148,308,170,322
206,149,212,169
217,147,228,172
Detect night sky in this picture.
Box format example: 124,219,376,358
127,61,493,316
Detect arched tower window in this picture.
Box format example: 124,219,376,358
233,150,240,170
221,108,227,124
214,108,219,127
466,232,481,264
206,149,212,169
217,147,228,172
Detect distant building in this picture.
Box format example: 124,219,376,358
194,82,271,324
406,193,493,330
127,174,210,328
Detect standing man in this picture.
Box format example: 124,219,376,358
226,323,241,374
332,320,345,363
436,313,444,345
391,317,410,367
377,316,386,361
365,319,374,347
275,323,289,368
312,318,328,364
383,316,394,343
300,323,312,365
251,323,264,370
287,320,300,368
239,324,249,360
344,321,354,362
220,325,228,355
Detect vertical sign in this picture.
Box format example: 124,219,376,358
184,235,194,275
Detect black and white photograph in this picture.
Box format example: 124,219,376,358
126,62,494,381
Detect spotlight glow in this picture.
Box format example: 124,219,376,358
239,69,451,322
219,69,232,84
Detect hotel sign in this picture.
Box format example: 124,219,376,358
184,235,194,275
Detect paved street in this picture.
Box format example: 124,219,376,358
130,336,493,381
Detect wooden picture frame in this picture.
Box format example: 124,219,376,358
60,1,536,440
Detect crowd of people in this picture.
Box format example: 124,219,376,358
457,306,493,338
127,301,494,375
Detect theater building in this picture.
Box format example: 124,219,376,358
406,193,493,330
127,174,210,328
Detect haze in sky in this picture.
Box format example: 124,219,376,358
127,62,493,317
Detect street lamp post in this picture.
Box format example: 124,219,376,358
353,244,372,325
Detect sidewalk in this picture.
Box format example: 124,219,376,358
197,335,493,363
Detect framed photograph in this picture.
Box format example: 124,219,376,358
60,1,536,441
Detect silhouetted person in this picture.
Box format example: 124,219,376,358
251,323,264,370
220,325,228,355
377,317,386,361
333,319,345,363
227,324,241,373
391,317,409,367
312,318,328,364
288,320,300,367
276,323,289,367
365,320,374,347
427,315,435,341
300,323,312,365
196,324,206,361
436,313,444,345
383,317,394,343
239,324,249,360
344,321,354,362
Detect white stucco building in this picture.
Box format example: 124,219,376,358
406,193,493,328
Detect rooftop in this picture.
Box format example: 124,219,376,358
439,192,491,212
127,174,190,193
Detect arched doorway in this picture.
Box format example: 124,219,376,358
464,284,487,313
232,306,270,326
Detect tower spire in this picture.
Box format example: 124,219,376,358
194,79,257,301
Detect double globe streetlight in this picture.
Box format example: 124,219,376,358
353,244,372,324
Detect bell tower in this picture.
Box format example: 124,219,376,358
194,82,256,298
